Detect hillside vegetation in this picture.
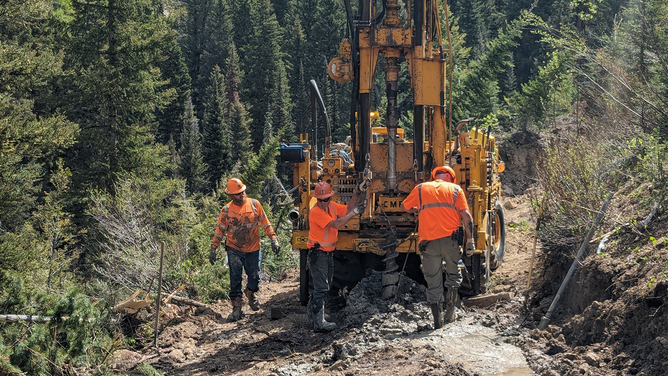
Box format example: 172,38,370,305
1,0,666,374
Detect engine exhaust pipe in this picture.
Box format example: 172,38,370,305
288,209,300,224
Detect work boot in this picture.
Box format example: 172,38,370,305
444,287,458,324
430,303,444,329
313,305,336,332
227,297,244,322
244,288,260,311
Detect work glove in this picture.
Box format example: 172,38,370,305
209,246,217,265
271,239,281,255
465,240,476,257
352,200,366,215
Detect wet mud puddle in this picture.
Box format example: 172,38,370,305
416,315,532,375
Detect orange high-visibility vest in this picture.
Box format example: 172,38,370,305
401,180,469,242
307,201,348,252
211,198,275,253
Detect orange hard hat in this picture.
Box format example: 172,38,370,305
313,181,335,199
432,166,456,183
225,178,247,195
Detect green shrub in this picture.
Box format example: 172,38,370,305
537,134,624,250
630,131,668,210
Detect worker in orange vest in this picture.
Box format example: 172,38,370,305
401,166,474,328
210,178,280,322
307,181,365,332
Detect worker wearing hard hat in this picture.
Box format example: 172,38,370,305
210,178,280,322
401,166,474,328
307,181,365,332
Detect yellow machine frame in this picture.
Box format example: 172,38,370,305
282,0,506,303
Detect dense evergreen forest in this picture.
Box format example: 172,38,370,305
1,0,666,374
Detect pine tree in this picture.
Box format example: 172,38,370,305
283,12,310,135
179,98,208,194
241,136,280,197
270,0,293,27
242,0,288,151
228,101,253,168
231,0,255,71
183,0,214,119
224,44,243,118
63,0,172,193
225,44,252,166
0,0,78,231
156,29,192,146
452,15,526,122
197,0,234,119
202,65,231,189
269,67,293,137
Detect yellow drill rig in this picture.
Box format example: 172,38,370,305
280,0,506,304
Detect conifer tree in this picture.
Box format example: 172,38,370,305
179,98,208,194
0,0,78,231
283,12,310,135
197,0,234,119
225,45,253,166
224,44,243,117
202,65,231,189
228,101,253,168
241,0,287,151
452,16,526,122
183,0,214,118
63,0,172,193
271,0,293,27
269,67,294,137
241,136,280,197
231,0,255,71
156,30,192,146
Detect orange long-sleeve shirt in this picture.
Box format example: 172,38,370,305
211,198,276,253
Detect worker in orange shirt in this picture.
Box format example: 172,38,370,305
307,181,365,332
401,166,474,328
210,178,280,322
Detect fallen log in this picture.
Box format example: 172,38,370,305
159,293,206,308
462,292,512,308
0,314,52,323
114,289,153,314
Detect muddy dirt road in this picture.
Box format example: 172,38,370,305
111,192,545,376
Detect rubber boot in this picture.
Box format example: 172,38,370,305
313,304,336,332
306,300,314,327
444,287,457,324
227,297,244,322
245,288,260,311
430,303,444,329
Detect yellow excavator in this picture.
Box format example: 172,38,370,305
280,0,506,304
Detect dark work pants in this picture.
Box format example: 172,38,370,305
227,246,261,299
420,236,462,304
308,249,333,314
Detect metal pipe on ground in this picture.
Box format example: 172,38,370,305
538,192,614,330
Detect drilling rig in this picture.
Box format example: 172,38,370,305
280,0,506,304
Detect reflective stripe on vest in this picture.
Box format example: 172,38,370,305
322,202,338,243
224,199,260,232
418,183,459,214
307,202,340,249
